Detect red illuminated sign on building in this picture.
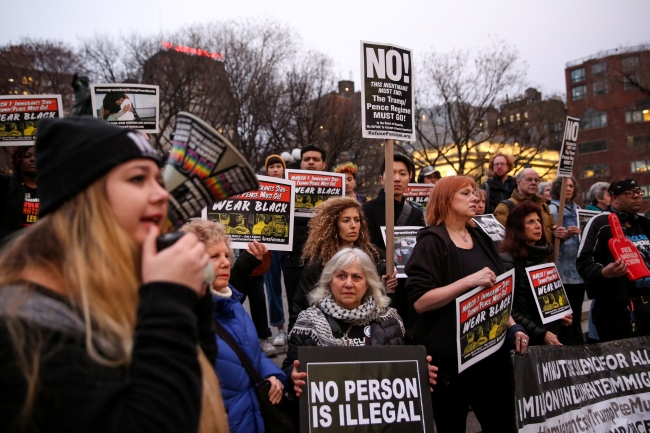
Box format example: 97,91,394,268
161,40,224,61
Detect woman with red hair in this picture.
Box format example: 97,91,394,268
405,176,526,433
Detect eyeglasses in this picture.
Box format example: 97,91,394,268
493,162,508,167
622,189,645,198
523,178,540,184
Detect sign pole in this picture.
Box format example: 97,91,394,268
385,139,395,293
553,177,567,263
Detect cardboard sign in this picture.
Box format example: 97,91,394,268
513,336,650,433
0,95,63,146
608,213,650,281
524,263,572,324
285,169,345,217
360,41,415,142
299,346,434,433
90,83,160,132
557,116,580,177
163,112,258,227
456,269,515,373
380,226,422,278
403,184,433,206
203,175,295,251
472,214,506,242
576,209,600,239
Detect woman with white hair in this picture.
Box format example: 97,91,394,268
283,248,437,397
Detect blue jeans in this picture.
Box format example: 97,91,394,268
264,251,285,327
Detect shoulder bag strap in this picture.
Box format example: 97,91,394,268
214,319,263,384
396,201,413,226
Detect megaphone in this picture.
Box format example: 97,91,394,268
163,112,259,226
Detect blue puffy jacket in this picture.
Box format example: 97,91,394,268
213,286,287,433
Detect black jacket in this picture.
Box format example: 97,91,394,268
362,189,425,255
480,176,517,214
0,172,33,242
404,224,504,381
501,244,561,345
577,210,650,304
283,216,310,267
0,282,214,433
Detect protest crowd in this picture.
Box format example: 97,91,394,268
0,112,649,433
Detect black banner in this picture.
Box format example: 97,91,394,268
299,346,434,433
513,336,650,433
557,116,580,177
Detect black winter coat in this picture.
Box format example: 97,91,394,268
480,176,517,214
500,244,562,346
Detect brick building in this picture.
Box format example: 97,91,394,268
565,44,650,212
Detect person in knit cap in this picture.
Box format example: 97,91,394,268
263,154,289,346
0,117,228,433
333,162,366,203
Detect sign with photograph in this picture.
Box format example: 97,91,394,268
90,83,160,132
403,184,433,206
204,175,295,251
557,116,580,177
513,336,650,433
360,41,415,141
524,263,572,324
298,346,434,433
0,95,63,146
285,169,345,217
576,208,600,237
456,269,515,373
472,214,506,242
380,226,422,278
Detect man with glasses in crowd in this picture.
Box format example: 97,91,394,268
577,178,650,341
494,167,567,245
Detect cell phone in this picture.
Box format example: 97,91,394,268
156,232,185,252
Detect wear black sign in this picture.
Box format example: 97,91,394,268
299,346,434,433
360,41,415,141
513,336,650,433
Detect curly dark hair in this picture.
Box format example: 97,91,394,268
301,197,379,265
550,176,579,201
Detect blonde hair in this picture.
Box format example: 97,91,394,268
308,248,390,309
0,176,228,432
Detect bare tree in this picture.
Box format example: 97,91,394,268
408,40,528,178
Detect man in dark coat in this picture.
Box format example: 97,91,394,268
0,146,39,243
363,154,425,319
480,152,517,214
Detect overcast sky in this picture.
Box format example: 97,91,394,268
2,0,648,97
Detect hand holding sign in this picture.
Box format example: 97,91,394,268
607,213,650,281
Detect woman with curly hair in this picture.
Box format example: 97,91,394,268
289,197,397,327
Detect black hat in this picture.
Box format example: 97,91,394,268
608,178,641,196
36,117,161,218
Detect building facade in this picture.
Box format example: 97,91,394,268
565,44,650,212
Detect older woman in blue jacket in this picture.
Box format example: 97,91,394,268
182,220,287,433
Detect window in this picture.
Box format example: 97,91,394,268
631,160,650,173
497,118,501,126
580,109,607,129
623,74,639,90
572,85,586,100
625,108,650,123
570,68,586,83
593,80,608,95
641,185,650,200
580,164,609,178
524,111,528,119
628,134,650,146
510,114,514,122
578,140,607,153
516,113,521,121
622,56,639,71
591,63,606,75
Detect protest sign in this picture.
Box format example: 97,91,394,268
513,336,650,433
90,83,160,132
608,213,650,281
285,169,345,217
525,263,572,324
472,214,506,242
0,95,63,145
576,209,600,238
299,345,434,433
403,184,433,206
380,226,422,278
203,175,295,251
456,269,515,373
360,41,415,142
163,112,258,227
557,116,580,178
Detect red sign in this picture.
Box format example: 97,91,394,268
608,213,650,281
161,40,224,61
